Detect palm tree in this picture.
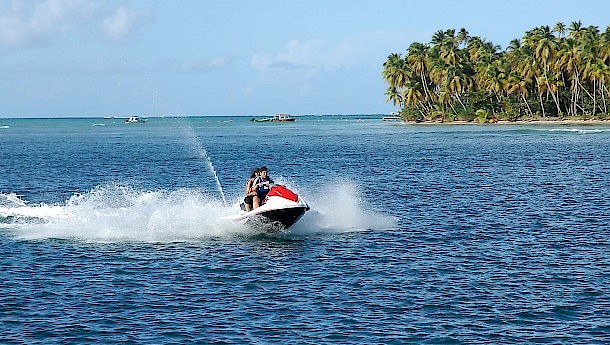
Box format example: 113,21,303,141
506,73,533,116
507,39,521,52
431,30,447,47
599,26,610,63
383,54,409,106
382,53,407,89
554,22,567,39
457,28,470,47
555,37,582,115
525,26,561,115
385,86,403,107
402,79,424,105
407,42,434,109
383,21,610,121
569,21,583,38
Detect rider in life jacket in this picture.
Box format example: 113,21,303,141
244,168,259,212
253,166,274,209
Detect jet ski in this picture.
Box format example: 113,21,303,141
227,184,309,232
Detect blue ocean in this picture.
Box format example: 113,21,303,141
1,116,609,344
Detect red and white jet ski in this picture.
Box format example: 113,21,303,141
227,185,309,231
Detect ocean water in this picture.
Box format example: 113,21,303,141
1,116,610,344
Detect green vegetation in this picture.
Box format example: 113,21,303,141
382,21,610,122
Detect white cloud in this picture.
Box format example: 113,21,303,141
101,5,151,42
252,39,349,72
0,0,98,47
251,31,423,75
0,0,152,48
154,56,234,74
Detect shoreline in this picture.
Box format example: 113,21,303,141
400,119,610,125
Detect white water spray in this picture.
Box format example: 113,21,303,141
0,181,396,241
176,119,227,206
291,180,397,234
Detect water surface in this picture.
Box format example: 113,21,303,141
1,116,609,343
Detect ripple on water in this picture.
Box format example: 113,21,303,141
2,121,610,343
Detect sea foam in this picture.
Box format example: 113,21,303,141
291,180,396,235
0,181,394,242
543,128,608,134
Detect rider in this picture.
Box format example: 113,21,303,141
244,168,259,212
253,166,274,209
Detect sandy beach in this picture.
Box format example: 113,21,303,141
400,119,610,125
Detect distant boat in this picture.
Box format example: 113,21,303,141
251,114,298,123
251,117,272,122
382,116,402,122
125,116,146,124
251,114,297,123
271,114,296,122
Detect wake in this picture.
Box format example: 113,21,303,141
0,181,396,242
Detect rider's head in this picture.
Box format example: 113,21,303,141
250,168,259,178
259,166,268,177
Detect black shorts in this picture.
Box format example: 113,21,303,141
244,195,254,205
257,191,269,202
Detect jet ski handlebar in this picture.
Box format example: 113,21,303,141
255,181,275,188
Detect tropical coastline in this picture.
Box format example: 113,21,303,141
383,21,610,123
398,117,610,125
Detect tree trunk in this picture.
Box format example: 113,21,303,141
538,91,546,118
448,100,458,117
543,64,561,116
551,89,562,116
522,93,534,117
416,101,427,119
455,93,467,111
544,76,561,116
593,79,597,118
570,80,577,116
577,78,595,103
420,73,434,109
600,83,607,114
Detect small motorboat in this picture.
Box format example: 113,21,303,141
226,185,309,232
125,116,146,124
251,117,272,122
382,116,402,122
251,114,296,123
271,114,296,122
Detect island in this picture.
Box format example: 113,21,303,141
382,21,610,123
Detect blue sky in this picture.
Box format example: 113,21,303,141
1,0,609,118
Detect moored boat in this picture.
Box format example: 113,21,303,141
125,116,146,124
251,117,273,122
270,114,296,122
382,116,402,122
251,114,296,123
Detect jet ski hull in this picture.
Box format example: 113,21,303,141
227,185,309,232
248,206,308,230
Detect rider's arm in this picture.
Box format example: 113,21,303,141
245,179,252,192
252,176,262,189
